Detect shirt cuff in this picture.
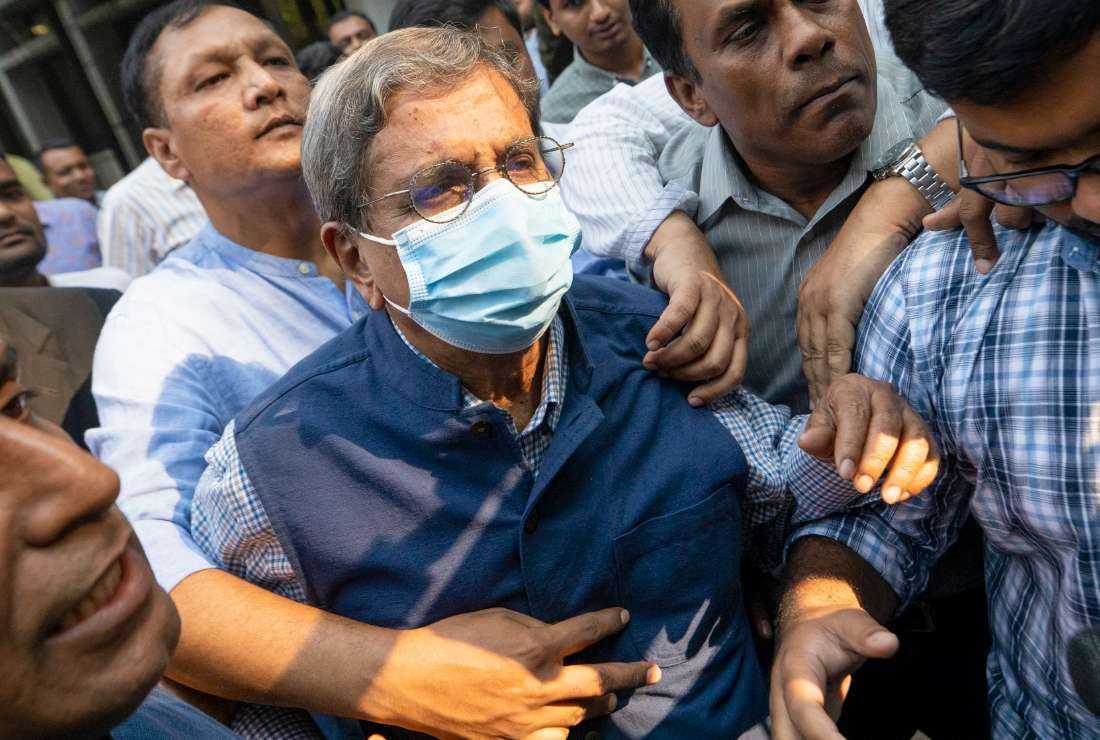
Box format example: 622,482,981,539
620,183,700,273
131,518,219,593
786,511,925,609
786,443,878,523
936,108,956,124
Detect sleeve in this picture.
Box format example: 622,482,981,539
785,256,975,608
86,293,222,592
709,390,863,573
190,421,308,603
97,191,156,277
561,75,700,268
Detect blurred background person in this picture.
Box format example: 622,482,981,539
537,0,658,124
326,9,377,58
37,139,104,207
1,149,128,291
296,40,342,83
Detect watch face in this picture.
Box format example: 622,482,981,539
873,139,917,172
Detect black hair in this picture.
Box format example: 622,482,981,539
628,0,694,78
885,0,1100,106
389,0,522,37
121,0,258,130
296,40,342,82
35,137,80,171
326,10,376,35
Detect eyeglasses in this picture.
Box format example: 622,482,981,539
360,136,574,224
957,121,1100,208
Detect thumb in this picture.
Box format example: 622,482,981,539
798,408,838,462
834,610,899,660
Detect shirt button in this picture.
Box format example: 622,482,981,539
471,420,494,439
524,515,539,535
298,262,311,275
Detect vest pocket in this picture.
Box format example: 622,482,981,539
612,483,741,666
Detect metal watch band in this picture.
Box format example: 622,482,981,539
894,145,956,211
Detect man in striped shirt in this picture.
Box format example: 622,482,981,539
772,1,1100,738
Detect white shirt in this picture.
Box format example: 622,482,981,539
48,266,133,292
97,157,208,277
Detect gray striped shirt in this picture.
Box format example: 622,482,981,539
655,58,945,412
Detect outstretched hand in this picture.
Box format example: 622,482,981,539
798,374,940,504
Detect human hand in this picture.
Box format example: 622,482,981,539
645,212,750,407
798,374,940,504
771,606,898,740
385,607,660,740
923,127,1035,274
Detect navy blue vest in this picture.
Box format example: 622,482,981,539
234,276,767,738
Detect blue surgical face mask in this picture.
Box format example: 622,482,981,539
357,178,580,354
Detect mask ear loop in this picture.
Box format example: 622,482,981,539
347,224,412,314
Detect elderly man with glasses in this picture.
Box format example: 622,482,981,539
190,27,943,738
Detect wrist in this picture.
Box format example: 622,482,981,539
647,213,722,294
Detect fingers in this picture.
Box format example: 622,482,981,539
824,314,856,390
921,194,961,231
682,331,745,407
850,385,903,495
644,282,720,370
523,729,569,740
546,662,660,702
994,203,1034,230
536,694,619,728
876,406,940,503
544,607,631,656
645,279,700,352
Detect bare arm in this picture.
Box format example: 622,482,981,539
168,570,657,739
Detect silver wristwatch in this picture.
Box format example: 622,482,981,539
871,139,956,211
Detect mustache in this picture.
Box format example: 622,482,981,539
787,63,862,114
0,225,35,241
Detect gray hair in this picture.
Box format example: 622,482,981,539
301,26,540,228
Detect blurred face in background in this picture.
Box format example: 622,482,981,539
328,13,377,57
543,0,637,59
0,159,47,284
142,5,311,199
40,146,98,203
0,341,180,738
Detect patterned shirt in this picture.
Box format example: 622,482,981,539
540,46,662,125
191,314,858,739
96,157,207,276
34,198,102,275
791,221,1100,739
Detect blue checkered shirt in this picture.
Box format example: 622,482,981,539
790,221,1100,739
192,314,855,738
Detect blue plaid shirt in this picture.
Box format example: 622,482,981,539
193,313,854,738
792,221,1100,739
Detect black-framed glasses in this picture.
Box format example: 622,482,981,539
360,136,574,224
958,121,1100,207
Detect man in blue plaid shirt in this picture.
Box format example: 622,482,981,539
771,1,1100,738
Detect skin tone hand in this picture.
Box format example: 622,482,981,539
798,119,1033,401
643,211,750,407
923,124,1035,274
797,374,940,504
771,538,899,740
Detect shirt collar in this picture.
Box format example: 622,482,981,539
1059,227,1100,274
696,58,920,227
193,222,327,279
570,45,659,86
391,315,568,435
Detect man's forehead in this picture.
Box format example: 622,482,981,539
156,5,286,73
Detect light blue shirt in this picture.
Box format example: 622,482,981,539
88,224,364,592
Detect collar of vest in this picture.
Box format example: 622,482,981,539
363,295,596,412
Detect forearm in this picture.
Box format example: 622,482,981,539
167,569,407,725
778,536,899,631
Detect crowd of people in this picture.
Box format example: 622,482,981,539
0,0,1097,738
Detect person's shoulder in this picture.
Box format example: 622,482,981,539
567,274,668,319
48,267,132,293
34,196,97,220
541,63,592,123
233,319,370,435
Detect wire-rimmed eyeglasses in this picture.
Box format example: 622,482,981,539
958,121,1100,208
360,136,574,224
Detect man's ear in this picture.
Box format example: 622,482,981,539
664,73,719,128
541,6,561,36
321,221,383,310
142,127,192,183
